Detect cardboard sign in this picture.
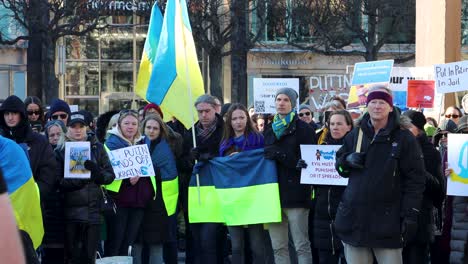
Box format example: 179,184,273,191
447,134,468,196
406,80,435,108
347,60,394,108
300,145,348,186
308,74,351,111
434,60,468,93
253,78,300,114
64,142,91,179
108,144,155,180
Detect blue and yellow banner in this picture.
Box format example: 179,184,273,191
189,149,282,225
0,136,43,249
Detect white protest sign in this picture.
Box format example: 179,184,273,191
447,134,468,196
300,145,348,186
108,144,155,180
434,60,468,93
253,78,300,114
65,141,91,179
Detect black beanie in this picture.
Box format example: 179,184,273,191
0,95,27,120
403,110,426,131
49,99,71,116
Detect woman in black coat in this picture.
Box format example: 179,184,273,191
55,113,115,264
314,110,353,264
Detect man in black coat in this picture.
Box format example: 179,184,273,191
180,94,224,264
263,87,316,264
335,86,426,264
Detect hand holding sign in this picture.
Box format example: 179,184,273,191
108,145,155,180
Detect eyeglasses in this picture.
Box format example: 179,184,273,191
51,114,68,120
299,112,311,117
445,114,460,119
27,111,40,116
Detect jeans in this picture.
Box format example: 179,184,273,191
133,243,164,264
268,208,312,264
343,243,402,264
65,223,100,264
104,208,144,256
228,224,266,264
191,223,220,264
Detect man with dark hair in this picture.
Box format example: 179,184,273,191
335,87,425,264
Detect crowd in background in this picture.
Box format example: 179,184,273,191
0,91,467,264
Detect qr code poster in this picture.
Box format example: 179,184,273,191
253,78,300,114
64,141,91,179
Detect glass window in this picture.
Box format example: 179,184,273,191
65,98,99,117
65,62,100,96
462,0,468,46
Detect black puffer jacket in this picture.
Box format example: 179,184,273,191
335,109,426,248
313,134,345,252
0,95,57,197
263,115,316,208
55,136,115,224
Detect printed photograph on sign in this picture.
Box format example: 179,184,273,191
347,82,389,108
300,145,348,186
64,141,91,179
447,134,468,196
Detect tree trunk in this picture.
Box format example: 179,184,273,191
209,53,223,101
230,0,248,105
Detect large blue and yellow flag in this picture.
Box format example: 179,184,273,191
189,149,282,225
145,0,205,128
0,136,43,249
135,4,163,99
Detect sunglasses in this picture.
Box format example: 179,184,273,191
445,114,460,119
299,112,311,117
51,114,68,120
27,110,40,116
119,109,138,115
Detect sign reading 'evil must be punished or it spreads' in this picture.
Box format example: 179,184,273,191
108,144,155,180
434,60,468,93
299,145,348,186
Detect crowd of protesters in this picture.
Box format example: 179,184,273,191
0,90,466,264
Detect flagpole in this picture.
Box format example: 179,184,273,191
178,0,202,205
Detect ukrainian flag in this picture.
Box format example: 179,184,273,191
189,149,282,225
145,0,205,129
0,136,44,249
135,4,163,99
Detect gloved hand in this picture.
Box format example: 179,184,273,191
198,152,213,162
84,160,104,183
190,147,200,160
401,215,418,244
264,146,286,161
296,159,308,170
345,152,366,169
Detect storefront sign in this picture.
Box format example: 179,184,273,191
87,0,151,12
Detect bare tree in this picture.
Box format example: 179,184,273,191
270,0,415,62
0,0,117,103
187,0,266,103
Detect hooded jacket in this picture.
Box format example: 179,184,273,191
0,95,57,197
335,108,426,248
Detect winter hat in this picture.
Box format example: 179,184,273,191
68,112,87,127
403,110,426,131
143,103,164,119
366,90,393,107
299,104,312,112
0,95,27,120
275,87,298,109
457,115,468,133
77,110,93,127
49,99,71,116
438,119,458,133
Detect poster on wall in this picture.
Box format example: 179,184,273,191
447,134,468,196
389,67,435,109
253,78,300,114
299,145,348,186
347,60,394,108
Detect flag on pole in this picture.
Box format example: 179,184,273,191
146,0,205,128
135,4,164,99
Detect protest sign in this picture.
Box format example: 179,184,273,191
300,145,348,186
447,134,468,196
406,80,435,108
253,78,299,114
389,67,434,108
434,60,468,93
308,74,351,111
108,144,155,180
65,141,91,179
347,60,394,108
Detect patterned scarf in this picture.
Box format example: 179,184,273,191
197,117,218,143
272,112,295,139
